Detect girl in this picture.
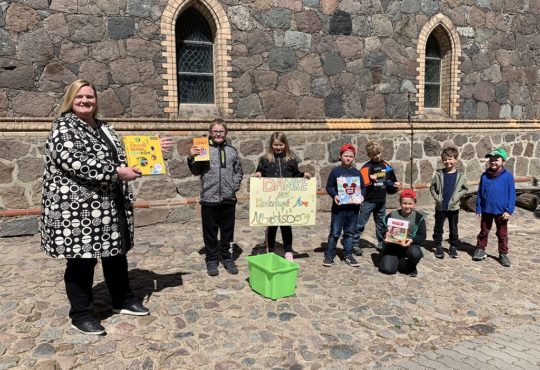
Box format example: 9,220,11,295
254,132,311,261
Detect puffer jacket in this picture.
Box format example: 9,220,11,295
255,153,303,178
429,169,468,211
188,139,243,205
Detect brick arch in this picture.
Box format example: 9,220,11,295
161,0,232,117
416,13,461,118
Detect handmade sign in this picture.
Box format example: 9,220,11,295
123,136,166,175
337,176,364,205
249,177,316,226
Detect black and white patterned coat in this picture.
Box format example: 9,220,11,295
41,112,134,258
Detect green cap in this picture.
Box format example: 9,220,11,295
485,147,508,161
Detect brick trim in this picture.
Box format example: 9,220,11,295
416,14,462,118
160,0,232,117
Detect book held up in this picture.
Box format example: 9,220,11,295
385,218,409,244
337,176,364,205
123,135,166,175
192,137,210,161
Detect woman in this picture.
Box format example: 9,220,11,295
41,80,173,335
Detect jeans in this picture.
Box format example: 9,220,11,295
352,201,386,246
432,210,459,246
379,244,423,274
325,209,357,259
477,213,509,254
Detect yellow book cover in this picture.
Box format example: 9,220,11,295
123,136,166,175
192,137,210,161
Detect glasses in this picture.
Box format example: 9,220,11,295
210,131,226,135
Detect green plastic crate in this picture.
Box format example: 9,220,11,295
246,253,299,300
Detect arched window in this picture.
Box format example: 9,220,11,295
424,34,441,108
176,8,214,104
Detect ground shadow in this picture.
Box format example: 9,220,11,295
198,243,244,260
93,268,188,319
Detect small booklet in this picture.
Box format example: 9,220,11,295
123,135,166,175
337,176,364,205
192,137,210,161
385,218,409,244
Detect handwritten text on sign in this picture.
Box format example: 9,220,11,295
249,177,317,226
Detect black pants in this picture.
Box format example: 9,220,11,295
201,203,236,262
64,254,136,324
379,244,423,275
265,226,293,253
432,210,459,246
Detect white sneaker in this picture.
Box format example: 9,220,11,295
284,252,294,261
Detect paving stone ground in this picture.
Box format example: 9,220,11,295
1,207,539,369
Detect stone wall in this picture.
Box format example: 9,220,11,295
0,0,539,119
1,128,538,235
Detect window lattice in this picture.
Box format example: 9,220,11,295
425,34,441,108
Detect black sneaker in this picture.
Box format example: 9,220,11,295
435,244,445,259
322,256,334,267
408,268,418,277
71,319,106,335
472,248,487,261
449,245,458,258
499,253,511,267
222,259,239,274
344,255,360,267
206,260,219,276
113,302,150,316
352,245,363,256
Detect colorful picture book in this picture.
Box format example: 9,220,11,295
385,218,409,244
123,135,166,175
192,137,210,161
337,176,364,205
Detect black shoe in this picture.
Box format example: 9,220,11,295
71,319,106,335
113,302,150,316
322,256,334,267
449,245,458,258
472,248,487,261
222,259,238,274
435,244,444,259
206,260,219,276
408,268,418,277
499,253,511,267
344,255,360,267
352,245,363,256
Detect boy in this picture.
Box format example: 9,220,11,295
351,141,400,255
429,146,469,258
379,189,426,277
473,148,515,267
188,119,243,276
324,144,364,267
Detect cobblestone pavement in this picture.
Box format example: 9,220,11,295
1,207,539,369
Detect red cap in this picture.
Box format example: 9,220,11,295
400,189,417,201
339,143,356,155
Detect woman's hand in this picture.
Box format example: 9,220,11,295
159,136,174,152
117,167,142,182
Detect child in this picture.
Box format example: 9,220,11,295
323,144,365,267
429,146,469,258
254,132,311,261
188,119,243,276
379,189,426,277
351,141,400,255
473,148,515,267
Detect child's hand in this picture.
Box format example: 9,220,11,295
501,212,511,220
334,195,340,205
402,238,412,247
252,172,262,178
476,213,481,220
189,146,201,158
303,172,312,179
369,174,377,181
394,181,401,188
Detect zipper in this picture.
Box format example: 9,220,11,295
278,156,283,177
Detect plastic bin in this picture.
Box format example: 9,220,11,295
246,253,300,300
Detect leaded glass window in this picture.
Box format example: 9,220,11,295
425,34,441,108
176,8,214,104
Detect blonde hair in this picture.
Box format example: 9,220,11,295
208,118,227,132
56,79,98,119
264,131,295,162
365,141,382,157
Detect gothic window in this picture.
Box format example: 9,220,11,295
424,34,441,108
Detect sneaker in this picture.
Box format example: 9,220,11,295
322,256,334,267
206,260,219,276
71,319,106,335
344,255,360,267
113,302,150,316
449,245,458,258
284,252,294,261
352,245,363,256
222,259,238,274
435,244,445,259
472,248,487,261
499,253,511,267
408,268,418,277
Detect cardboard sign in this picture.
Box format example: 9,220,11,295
337,176,364,205
249,177,317,226
123,135,166,175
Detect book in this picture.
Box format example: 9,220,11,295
192,137,210,161
337,176,364,205
385,218,409,244
123,135,166,175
